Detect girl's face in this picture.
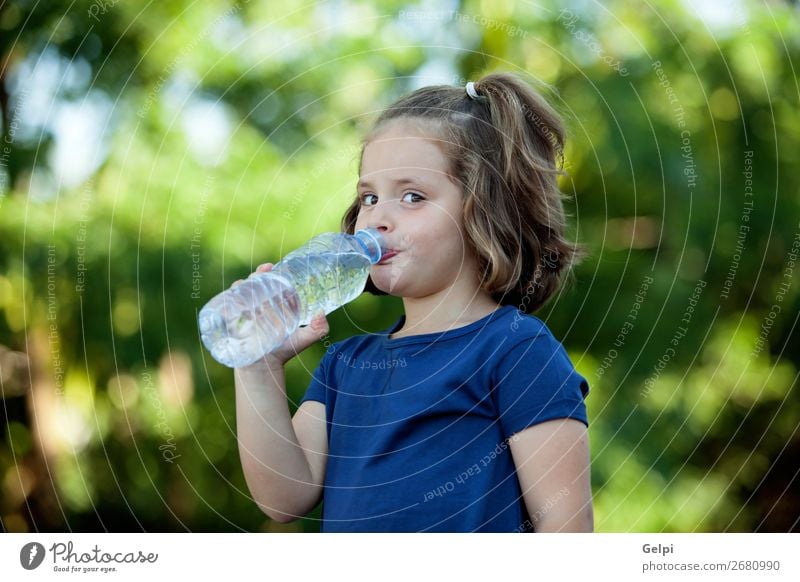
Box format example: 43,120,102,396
354,119,479,298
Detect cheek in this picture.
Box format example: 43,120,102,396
354,210,366,230
404,231,464,283
427,218,467,259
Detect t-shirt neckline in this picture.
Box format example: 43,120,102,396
380,305,515,346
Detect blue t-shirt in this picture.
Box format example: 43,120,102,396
299,304,589,532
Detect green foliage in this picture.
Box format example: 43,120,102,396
1,0,798,532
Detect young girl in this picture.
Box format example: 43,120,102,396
234,72,592,533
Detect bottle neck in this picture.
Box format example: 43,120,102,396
354,228,387,264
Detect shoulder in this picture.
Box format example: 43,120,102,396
306,333,372,402
449,306,562,363
489,309,588,394
476,307,577,376
492,306,559,348
505,307,549,336
489,312,590,434
319,326,385,370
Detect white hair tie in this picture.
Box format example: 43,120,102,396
465,81,487,103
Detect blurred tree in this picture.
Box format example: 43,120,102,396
1,0,798,532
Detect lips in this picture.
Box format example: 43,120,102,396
378,250,398,264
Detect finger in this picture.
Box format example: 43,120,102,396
256,262,273,273
299,322,327,345
311,312,328,332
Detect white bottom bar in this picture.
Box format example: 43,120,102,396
1,533,797,581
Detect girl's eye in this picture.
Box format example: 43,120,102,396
360,192,425,206
402,192,425,204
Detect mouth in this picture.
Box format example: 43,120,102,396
378,250,398,264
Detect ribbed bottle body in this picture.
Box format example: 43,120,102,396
198,228,386,368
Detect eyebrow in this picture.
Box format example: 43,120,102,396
357,177,428,190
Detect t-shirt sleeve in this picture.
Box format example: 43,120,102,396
299,349,331,406
491,332,590,437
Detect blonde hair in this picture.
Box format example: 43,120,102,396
341,72,589,313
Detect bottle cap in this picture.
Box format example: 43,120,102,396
354,228,388,264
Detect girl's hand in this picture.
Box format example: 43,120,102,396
233,263,330,368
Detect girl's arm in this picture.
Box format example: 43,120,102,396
509,418,594,532
235,361,328,523
233,262,329,523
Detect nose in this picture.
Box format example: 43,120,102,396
365,199,395,235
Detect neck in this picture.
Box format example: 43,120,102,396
396,279,502,337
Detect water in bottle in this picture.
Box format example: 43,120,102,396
198,228,388,368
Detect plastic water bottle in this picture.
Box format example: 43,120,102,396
198,228,388,368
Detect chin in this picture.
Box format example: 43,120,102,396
373,253,418,292
371,277,402,295
369,270,403,295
